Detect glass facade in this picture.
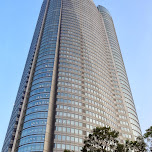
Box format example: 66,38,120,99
17,0,61,152
97,5,142,138
2,0,141,152
2,0,48,152
54,0,119,151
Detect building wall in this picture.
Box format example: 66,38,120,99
1,0,48,152
98,5,142,138
17,0,62,152
53,0,136,151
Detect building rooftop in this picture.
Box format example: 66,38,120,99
97,5,111,17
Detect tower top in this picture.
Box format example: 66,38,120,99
97,5,111,17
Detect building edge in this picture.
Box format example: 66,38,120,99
97,5,142,139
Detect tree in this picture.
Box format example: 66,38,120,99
129,136,147,152
64,150,73,152
63,126,149,152
116,140,133,152
81,126,119,152
144,126,152,139
116,144,125,152
144,126,152,151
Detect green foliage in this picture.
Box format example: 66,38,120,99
80,126,148,152
115,140,131,152
144,126,152,139
64,150,73,152
63,126,150,152
116,143,125,152
144,126,152,151
81,126,119,152
129,136,147,152
116,137,147,152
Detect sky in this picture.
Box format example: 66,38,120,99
0,0,152,150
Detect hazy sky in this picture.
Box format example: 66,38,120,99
0,0,152,149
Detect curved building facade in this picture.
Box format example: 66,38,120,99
97,5,142,138
2,0,141,152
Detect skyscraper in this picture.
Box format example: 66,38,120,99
2,0,141,152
